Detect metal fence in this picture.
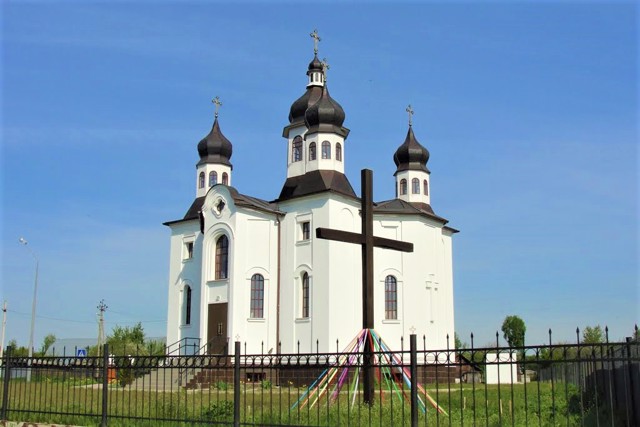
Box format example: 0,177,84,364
0,332,638,426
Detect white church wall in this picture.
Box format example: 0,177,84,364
231,213,278,354
322,197,361,352
199,188,278,355
276,193,363,353
166,220,202,350
369,216,455,351
373,217,406,349
277,195,327,353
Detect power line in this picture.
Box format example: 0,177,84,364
6,309,166,324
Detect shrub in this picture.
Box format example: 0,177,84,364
213,380,229,391
202,400,233,421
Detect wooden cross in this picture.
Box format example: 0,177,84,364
406,104,414,126
316,169,414,404
212,96,222,118
310,29,321,54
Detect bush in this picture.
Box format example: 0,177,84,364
261,379,272,390
213,380,229,391
202,400,233,421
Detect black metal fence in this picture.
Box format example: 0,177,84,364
0,331,638,427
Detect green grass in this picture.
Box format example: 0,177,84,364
1,380,623,426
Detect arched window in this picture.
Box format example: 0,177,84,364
423,180,429,196
198,172,205,189
250,274,264,318
209,171,217,187
412,178,420,194
292,136,303,162
309,142,316,161
321,141,331,159
184,285,192,325
301,272,310,318
385,276,397,320
215,235,229,280
336,143,342,161
400,179,407,195
222,172,228,185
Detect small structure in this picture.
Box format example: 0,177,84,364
485,352,518,384
459,354,483,383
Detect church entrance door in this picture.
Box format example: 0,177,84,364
207,303,228,355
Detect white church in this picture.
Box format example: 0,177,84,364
164,39,457,356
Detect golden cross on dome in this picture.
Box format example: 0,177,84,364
406,104,414,126
310,29,321,55
212,96,222,118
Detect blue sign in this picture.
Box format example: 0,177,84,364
76,348,87,357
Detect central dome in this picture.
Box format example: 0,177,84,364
304,85,346,135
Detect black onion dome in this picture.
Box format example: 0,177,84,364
197,117,233,167
304,85,346,135
393,126,430,174
288,86,323,124
308,54,323,72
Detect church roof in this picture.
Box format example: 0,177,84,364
276,170,356,202
374,198,450,225
164,187,281,226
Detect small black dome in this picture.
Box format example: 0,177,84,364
304,85,346,134
197,117,233,167
393,126,430,174
308,54,323,72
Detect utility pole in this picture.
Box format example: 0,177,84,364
97,300,108,353
0,301,6,360
18,237,39,382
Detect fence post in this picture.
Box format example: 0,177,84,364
101,343,109,427
410,334,418,427
1,347,11,421
626,337,637,427
234,341,240,427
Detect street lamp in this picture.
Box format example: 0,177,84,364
19,237,39,382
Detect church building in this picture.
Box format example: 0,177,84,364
164,36,457,355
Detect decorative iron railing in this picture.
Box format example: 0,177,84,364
0,327,637,426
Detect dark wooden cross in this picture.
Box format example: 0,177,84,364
316,169,414,404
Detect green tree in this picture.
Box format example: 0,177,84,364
7,339,29,357
145,338,166,356
582,325,604,344
40,333,56,355
107,322,147,355
501,315,526,348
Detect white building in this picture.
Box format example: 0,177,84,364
164,48,457,356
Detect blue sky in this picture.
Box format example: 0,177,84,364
1,1,637,350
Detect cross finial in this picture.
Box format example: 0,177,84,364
310,29,321,55
406,104,414,127
321,57,330,80
212,96,222,118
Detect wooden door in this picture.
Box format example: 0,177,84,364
207,303,228,355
